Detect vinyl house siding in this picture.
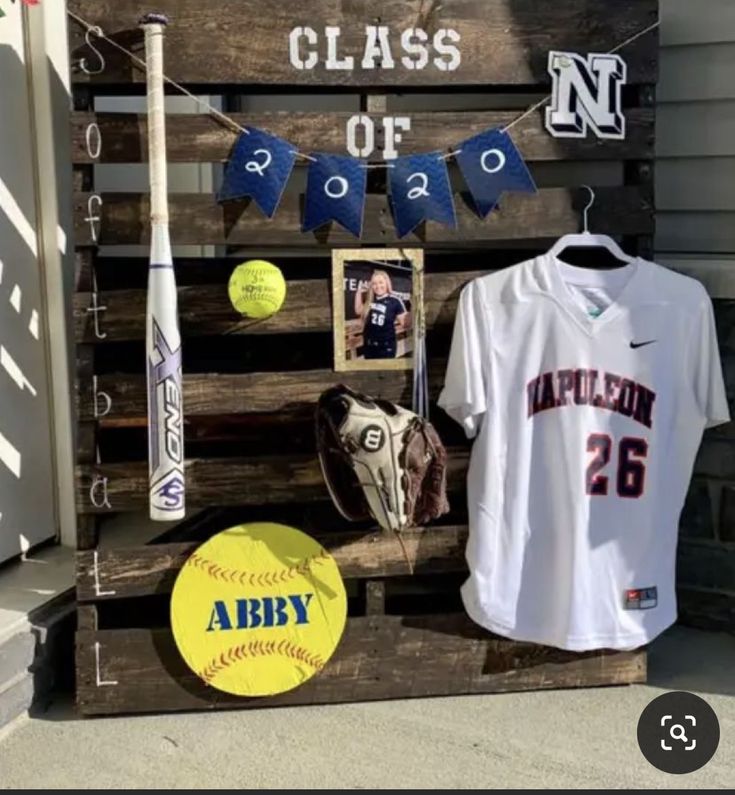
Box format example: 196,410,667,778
657,0,735,287
658,0,735,629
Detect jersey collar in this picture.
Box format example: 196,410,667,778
541,253,647,335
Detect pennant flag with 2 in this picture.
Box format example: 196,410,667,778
389,153,456,239
302,154,367,238
218,128,297,218
455,128,536,218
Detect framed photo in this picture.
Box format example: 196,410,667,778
332,248,424,372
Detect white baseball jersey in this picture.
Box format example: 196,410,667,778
439,254,730,651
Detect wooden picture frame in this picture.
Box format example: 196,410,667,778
332,248,424,372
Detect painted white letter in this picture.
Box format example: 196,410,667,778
433,29,461,71
382,116,411,160
401,28,429,70
325,26,354,70
346,114,375,158
289,26,318,70
362,25,395,69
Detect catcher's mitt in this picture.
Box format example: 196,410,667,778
315,385,450,568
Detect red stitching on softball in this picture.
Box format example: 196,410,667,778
188,550,330,588
197,638,326,684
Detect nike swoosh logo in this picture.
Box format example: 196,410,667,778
630,340,656,349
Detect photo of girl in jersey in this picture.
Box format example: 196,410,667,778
332,248,422,372
354,269,410,359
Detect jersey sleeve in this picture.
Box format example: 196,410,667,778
390,296,407,322
689,289,730,429
438,279,489,438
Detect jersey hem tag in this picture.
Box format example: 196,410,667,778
624,586,657,610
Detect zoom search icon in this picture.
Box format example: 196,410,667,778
638,692,719,774
661,715,696,751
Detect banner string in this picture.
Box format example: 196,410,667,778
67,9,659,167
441,17,660,160
502,18,661,134
67,9,250,138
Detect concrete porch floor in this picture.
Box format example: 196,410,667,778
0,625,732,789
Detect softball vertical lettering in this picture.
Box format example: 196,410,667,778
439,255,729,651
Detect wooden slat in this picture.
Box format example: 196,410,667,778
68,0,658,87
75,249,94,292
69,109,655,163
75,270,470,343
84,251,726,348
76,422,97,461
77,526,468,601
85,261,727,344
77,605,98,632
73,187,653,246
364,580,386,615
76,615,647,715
79,366,447,421
76,342,100,550
76,450,470,513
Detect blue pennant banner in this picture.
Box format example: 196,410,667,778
302,154,367,238
389,152,456,238
455,128,537,218
217,128,296,217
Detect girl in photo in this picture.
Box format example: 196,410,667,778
354,269,410,359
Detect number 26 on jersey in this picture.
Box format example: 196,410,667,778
585,433,648,498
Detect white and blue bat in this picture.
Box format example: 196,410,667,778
142,13,185,520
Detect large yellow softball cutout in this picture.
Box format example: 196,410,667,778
171,523,347,697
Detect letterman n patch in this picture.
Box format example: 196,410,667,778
624,586,657,610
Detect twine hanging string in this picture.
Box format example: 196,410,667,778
68,9,247,135
67,8,317,163
440,18,660,160
503,18,661,134
67,9,659,167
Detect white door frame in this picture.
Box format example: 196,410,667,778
22,2,76,548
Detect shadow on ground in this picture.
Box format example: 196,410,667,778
646,625,735,697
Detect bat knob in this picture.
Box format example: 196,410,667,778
139,12,169,26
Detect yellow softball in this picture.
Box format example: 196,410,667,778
170,523,347,697
228,259,286,319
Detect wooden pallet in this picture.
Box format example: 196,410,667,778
76,519,646,714
69,0,656,715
